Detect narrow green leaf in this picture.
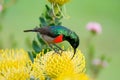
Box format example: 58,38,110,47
39,17,47,27
28,51,34,62
32,40,42,53
45,5,50,11
57,22,62,25
49,23,55,26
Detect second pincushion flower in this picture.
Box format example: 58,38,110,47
86,22,102,34
34,49,88,80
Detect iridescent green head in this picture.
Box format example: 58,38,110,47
64,31,79,58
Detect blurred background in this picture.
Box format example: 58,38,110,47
0,0,120,80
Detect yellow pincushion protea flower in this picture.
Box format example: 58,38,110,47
56,73,89,80
0,49,30,80
30,61,45,80
0,49,45,80
0,68,30,80
0,49,88,80
35,49,86,79
0,49,30,71
48,0,70,6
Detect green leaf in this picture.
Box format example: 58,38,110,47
43,48,51,53
57,22,62,25
32,40,42,53
45,12,53,20
28,51,34,62
39,17,48,27
45,5,50,11
49,23,55,26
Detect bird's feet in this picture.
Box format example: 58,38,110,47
49,44,66,56
53,49,63,56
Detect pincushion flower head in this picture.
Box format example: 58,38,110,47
0,49,45,80
0,49,30,80
35,49,89,80
86,22,102,34
56,73,89,80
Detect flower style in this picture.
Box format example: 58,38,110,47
35,49,88,80
86,22,102,34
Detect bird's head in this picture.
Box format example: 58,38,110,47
64,32,79,59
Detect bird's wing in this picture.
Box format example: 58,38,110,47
37,27,59,38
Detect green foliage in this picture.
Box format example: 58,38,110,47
29,5,63,60
28,51,34,63
39,5,63,27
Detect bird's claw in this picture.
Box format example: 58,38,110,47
53,49,62,56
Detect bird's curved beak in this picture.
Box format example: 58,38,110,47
71,48,76,59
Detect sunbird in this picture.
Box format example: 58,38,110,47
24,26,79,59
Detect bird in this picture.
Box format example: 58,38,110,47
24,26,79,59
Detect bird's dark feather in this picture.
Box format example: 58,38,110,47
33,26,72,38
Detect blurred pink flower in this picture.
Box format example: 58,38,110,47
86,22,102,34
92,59,101,66
0,4,3,12
92,59,108,68
102,61,108,68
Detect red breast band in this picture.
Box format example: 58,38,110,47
53,35,63,43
